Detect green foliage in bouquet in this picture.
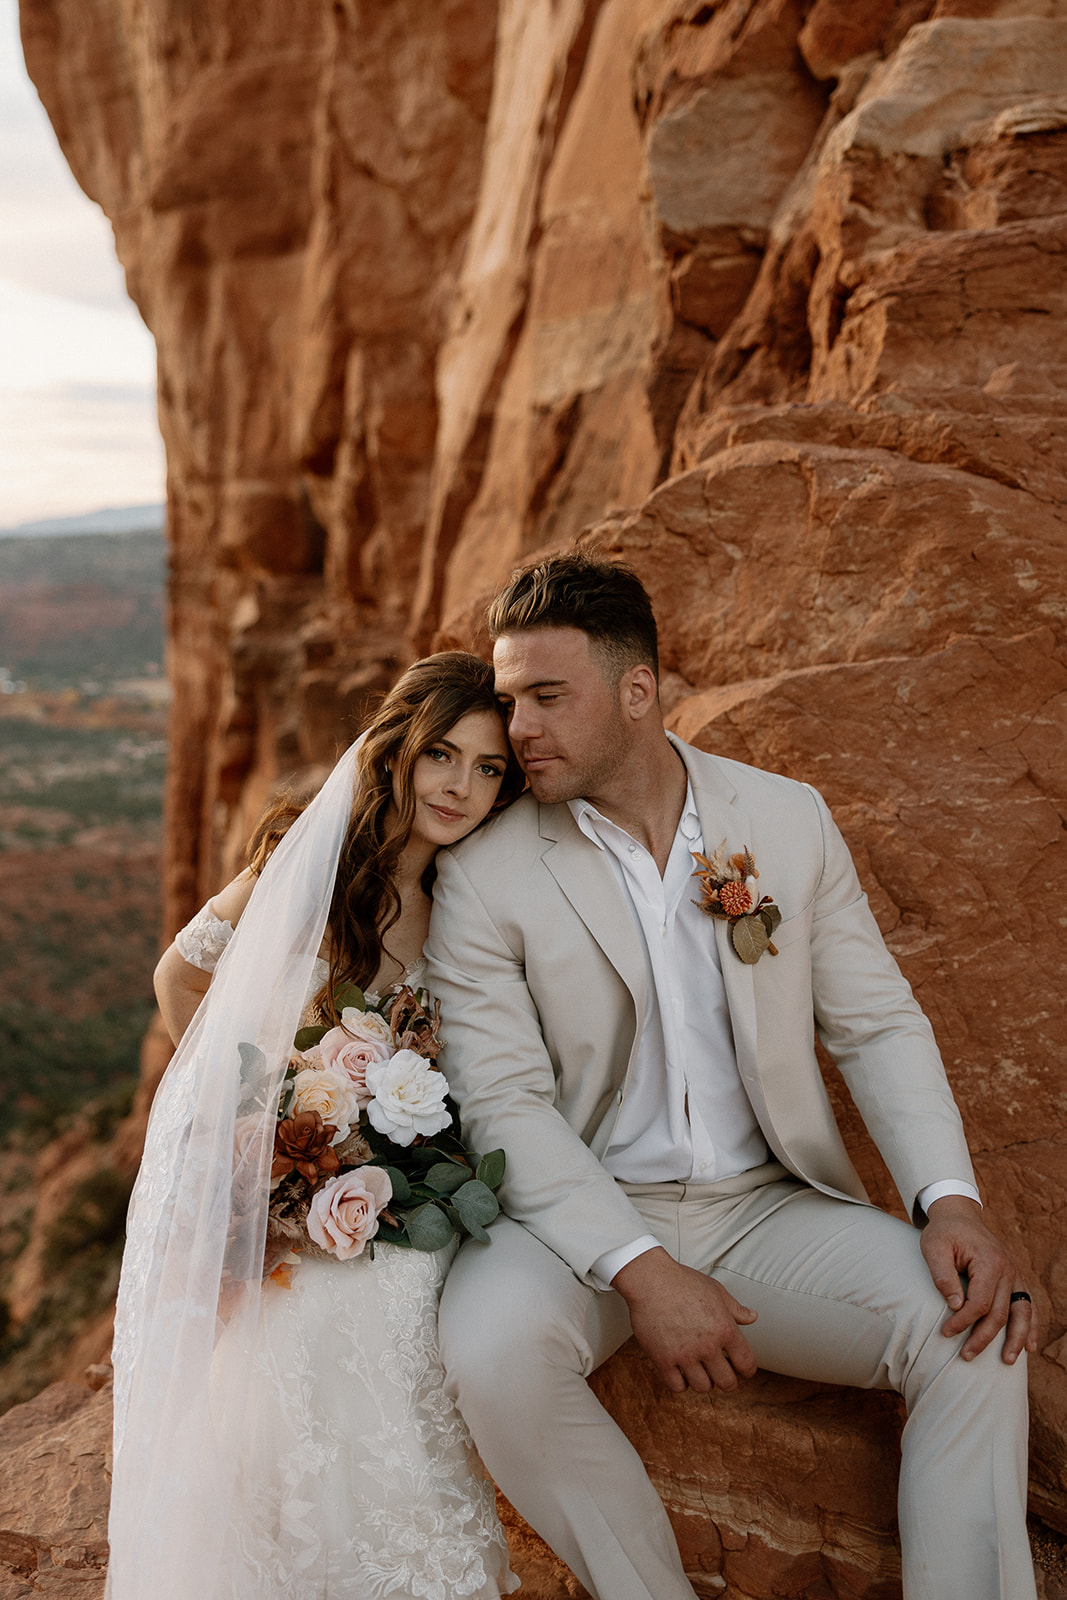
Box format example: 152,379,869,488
248,979,506,1267
373,1144,506,1252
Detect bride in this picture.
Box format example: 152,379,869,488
106,653,524,1600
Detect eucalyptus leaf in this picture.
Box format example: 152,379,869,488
333,983,367,1014
446,1201,489,1243
424,1161,469,1195
294,1024,328,1051
383,1166,412,1205
475,1149,506,1190
237,1041,266,1080
730,915,769,965
451,1180,500,1232
374,1217,411,1247
403,1202,455,1252
235,1042,272,1116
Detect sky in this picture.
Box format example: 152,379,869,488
0,0,164,529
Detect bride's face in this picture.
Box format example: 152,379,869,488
398,708,510,852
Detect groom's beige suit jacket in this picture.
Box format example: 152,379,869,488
425,738,976,1284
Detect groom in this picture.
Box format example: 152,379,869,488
424,551,1036,1600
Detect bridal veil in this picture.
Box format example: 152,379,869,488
106,740,361,1598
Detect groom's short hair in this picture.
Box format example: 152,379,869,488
486,551,659,683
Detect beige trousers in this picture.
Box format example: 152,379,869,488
439,1166,1035,1600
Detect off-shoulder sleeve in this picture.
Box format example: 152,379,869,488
173,903,235,972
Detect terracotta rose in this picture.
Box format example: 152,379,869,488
271,1110,341,1185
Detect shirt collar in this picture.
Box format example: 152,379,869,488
567,783,701,852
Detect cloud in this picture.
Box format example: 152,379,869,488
0,384,165,527
0,278,156,390
1,0,164,522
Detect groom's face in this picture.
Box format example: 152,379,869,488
492,626,630,805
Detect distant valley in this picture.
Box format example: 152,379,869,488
0,526,167,1407
0,529,165,691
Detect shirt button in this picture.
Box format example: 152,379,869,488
699,1161,709,1173
627,843,637,854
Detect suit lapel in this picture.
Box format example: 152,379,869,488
674,742,761,1093
537,748,771,1113
538,804,648,1027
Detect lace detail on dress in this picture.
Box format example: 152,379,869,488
174,904,235,972
207,963,515,1599
366,957,426,1010
220,1246,518,1599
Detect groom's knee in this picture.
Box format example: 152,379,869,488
438,1219,613,1413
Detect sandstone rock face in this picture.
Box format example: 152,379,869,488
20,0,1067,1594
0,1381,110,1597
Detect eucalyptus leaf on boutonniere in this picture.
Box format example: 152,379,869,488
691,840,782,965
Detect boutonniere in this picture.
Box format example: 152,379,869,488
691,841,782,965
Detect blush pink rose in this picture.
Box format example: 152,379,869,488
232,1114,272,1201
315,1013,395,1107
306,1166,393,1260
233,1114,268,1168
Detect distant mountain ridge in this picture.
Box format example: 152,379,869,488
0,503,166,539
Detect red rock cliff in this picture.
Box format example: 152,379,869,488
19,1,1067,1595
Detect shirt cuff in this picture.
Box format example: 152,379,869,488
590,1235,663,1292
915,1179,982,1219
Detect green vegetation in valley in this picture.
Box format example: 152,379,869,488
0,530,165,688
0,720,168,842
0,530,169,1412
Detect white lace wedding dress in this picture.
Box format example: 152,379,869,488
176,906,518,1600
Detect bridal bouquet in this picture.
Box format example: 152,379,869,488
254,983,504,1275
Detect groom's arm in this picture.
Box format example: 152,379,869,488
795,783,1034,1364
800,786,979,1210
425,843,653,1285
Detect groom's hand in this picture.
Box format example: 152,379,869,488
611,1246,758,1393
921,1195,1037,1364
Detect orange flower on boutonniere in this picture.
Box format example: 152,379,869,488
691,841,782,965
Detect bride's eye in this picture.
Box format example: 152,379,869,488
427,747,450,763
478,763,504,779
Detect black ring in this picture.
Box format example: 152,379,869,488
1009,1291,1032,1305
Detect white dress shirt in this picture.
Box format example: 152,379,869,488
568,787,979,1289
570,788,768,1186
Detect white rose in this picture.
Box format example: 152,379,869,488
290,1064,362,1143
365,1049,452,1147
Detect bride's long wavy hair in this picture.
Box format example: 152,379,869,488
247,652,523,1021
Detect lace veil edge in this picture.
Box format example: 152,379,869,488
106,739,361,1598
